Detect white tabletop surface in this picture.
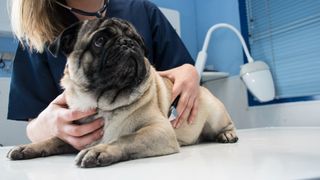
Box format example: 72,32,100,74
1,127,320,180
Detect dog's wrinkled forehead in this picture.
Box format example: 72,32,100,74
80,18,136,37
75,18,140,48
48,18,144,57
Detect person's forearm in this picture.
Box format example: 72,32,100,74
27,118,54,142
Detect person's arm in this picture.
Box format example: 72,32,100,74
145,1,200,128
26,93,104,150
158,64,199,128
8,43,104,150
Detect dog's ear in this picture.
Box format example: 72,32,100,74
48,22,82,58
139,36,148,57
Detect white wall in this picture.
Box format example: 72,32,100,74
203,77,320,129
0,78,29,146
159,8,181,37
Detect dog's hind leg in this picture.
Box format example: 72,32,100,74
75,122,179,168
200,89,238,143
201,120,238,143
7,137,77,160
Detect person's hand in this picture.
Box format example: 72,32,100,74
158,64,200,128
27,93,104,150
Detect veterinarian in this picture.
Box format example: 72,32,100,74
8,0,200,150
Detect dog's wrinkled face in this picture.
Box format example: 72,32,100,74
49,18,148,97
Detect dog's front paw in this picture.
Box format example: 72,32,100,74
7,145,42,160
216,130,238,143
75,144,122,168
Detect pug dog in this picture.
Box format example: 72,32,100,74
7,18,238,168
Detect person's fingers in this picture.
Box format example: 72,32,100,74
172,91,190,128
175,91,189,117
63,118,105,137
52,93,67,106
51,93,97,122
158,69,175,82
157,70,169,76
158,68,172,75
58,108,97,122
175,96,193,128
171,81,182,103
187,97,199,124
63,127,104,150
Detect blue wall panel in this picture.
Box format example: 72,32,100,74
0,36,17,52
195,0,243,75
149,0,198,59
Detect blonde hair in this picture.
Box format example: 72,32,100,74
10,0,67,52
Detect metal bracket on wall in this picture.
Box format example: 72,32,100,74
0,52,14,76
0,52,14,61
0,58,4,69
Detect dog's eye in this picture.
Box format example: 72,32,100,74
94,37,106,48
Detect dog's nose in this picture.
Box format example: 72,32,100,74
119,38,135,48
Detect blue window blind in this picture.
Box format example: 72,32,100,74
245,0,320,99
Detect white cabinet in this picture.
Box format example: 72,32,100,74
159,7,181,37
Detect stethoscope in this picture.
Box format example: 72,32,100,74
55,0,109,18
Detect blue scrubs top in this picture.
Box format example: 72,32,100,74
7,0,194,121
